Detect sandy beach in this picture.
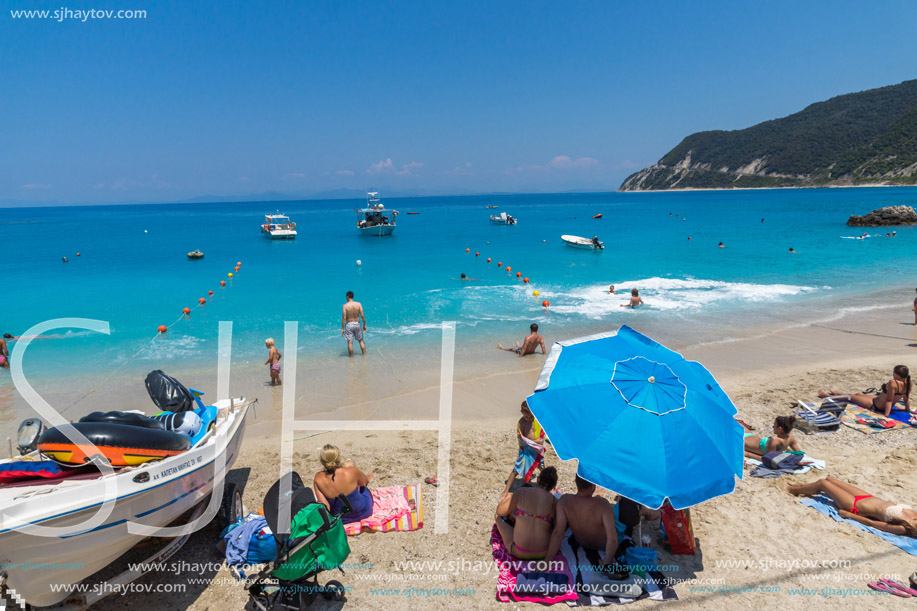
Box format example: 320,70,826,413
62,303,917,610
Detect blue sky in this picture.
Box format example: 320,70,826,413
3,0,917,205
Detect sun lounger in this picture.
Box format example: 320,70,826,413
794,396,845,433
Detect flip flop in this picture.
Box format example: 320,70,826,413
424,476,438,487
868,581,910,597
881,579,917,596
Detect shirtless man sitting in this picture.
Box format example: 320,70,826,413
498,323,546,357
341,291,367,357
544,474,619,569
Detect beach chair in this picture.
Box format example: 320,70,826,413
793,396,846,433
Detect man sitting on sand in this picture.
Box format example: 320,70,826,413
543,474,621,571
498,323,546,357
341,291,367,357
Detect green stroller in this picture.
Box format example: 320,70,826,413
245,472,352,610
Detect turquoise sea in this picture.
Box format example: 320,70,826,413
1,187,916,430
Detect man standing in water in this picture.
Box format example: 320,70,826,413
342,291,367,356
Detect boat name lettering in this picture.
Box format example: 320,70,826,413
153,455,203,480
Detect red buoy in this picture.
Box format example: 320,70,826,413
199,298,206,304
158,325,167,334
497,262,502,267
234,266,240,271
542,300,550,307
506,266,512,273
182,307,191,315
208,290,213,295
523,277,529,283
475,252,480,256
516,272,522,278
220,280,226,286
487,258,492,263
466,248,470,253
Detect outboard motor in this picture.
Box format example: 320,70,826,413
16,418,45,455
145,370,195,413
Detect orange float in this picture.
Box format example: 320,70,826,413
542,300,550,307
487,258,492,263
524,277,529,283
466,248,470,253
220,280,226,286
158,325,167,334
497,262,502,267
516,272,522,278
475,252,480,256
182,308,191,315
208,290,214,295
199,298,206,304
506,267,512,273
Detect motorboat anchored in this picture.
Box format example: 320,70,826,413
261,213,297,239
187,249,204,259
561,234,604,250
0,380,253,609
357,191,398,236
489,212,517,225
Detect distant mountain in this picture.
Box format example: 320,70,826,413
620,80,917,191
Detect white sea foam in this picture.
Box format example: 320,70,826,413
536,277,822,319
136,335,205,360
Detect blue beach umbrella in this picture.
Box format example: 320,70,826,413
526,325,743,509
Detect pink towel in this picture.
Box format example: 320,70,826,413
343,485,414,535
490,524,577,604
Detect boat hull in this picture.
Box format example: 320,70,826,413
560,235,603,250
0,403,248,607
359,225,395,236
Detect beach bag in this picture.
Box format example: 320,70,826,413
762,451,804,470
660,503,696,555
219,516,278,564
272,502,351,580
624,546,658,577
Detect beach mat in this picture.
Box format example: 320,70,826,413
560,532,678,605
490,524,578,604
344,483,423,536
800,494,917,557
841,405,907,434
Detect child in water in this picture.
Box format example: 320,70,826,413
264,338,282,386
620,288,644,308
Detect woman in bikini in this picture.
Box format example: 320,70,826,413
818,365,911,418
741,415,800,458
495,466,558,560
312,444,374,524
788,477,917,538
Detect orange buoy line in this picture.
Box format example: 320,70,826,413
156,260,242,334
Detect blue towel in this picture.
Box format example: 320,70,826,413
223,515,269,566
800,494,917,556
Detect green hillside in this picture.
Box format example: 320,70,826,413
620,80,917,191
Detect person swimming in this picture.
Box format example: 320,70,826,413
620,288,643,308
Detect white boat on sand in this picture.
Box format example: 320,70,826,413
561,234,604,250
0,386,252,609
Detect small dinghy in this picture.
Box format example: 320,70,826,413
187,249,204,259
561,234,603,250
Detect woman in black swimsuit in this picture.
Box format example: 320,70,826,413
838,365,912,418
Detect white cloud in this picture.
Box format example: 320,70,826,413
335,169,355,176
284,172,306,179
444,162,473,176
366,158,424,176
21,183,51,190
504,155,600,175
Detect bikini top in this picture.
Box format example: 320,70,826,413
880,380,905,397
514,489,555,525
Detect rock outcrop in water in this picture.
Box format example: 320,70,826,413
846,205,917,226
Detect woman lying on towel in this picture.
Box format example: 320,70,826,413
313,444,374,524
788,477,917,538
741,416,800,459
495,466,558,560
817,364,911,418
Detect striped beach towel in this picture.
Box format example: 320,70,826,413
841,405,906,434
491,524,578,604
344,483,423,535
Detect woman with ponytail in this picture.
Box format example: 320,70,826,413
741,415,801,458
822,365,911,417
